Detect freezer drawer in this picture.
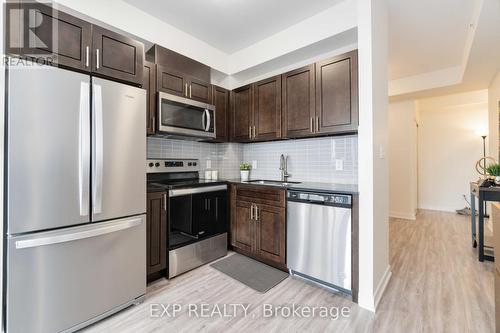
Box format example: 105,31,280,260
287,201,351,292
7,215,146,333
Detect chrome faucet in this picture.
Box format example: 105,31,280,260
279,154,291,182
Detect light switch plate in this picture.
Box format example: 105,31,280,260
379,145,386,159
335,159,343,171
252,160,257,169
206,160,212,169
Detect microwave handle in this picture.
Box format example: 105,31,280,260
205,109,211,132
202,109,207,130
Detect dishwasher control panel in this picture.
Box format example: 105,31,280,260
287,191,351,207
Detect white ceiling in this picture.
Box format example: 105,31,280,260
388,0,476,80
123,0,344,54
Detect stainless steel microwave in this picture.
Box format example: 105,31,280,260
158,92,216,139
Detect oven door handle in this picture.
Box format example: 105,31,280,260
169,185,227,197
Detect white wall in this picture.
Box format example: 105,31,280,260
417,90,488,212
388,101,418,220
357,0,391,312
488,71,500,159
1,1,5,330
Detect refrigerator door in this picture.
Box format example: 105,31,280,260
7,63,91,234
7,215,146,333
91,77,146,222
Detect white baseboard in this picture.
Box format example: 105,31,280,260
417,205,456,213
374,265,392,311
389,211,416,220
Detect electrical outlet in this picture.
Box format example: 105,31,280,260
206,160,212,169
335,159,343,171
252,160,258,169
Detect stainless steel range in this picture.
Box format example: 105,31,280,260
147,159,228,278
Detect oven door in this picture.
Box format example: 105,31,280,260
169,185,227,242
158,92,215,138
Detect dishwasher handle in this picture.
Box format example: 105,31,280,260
287,191,352,208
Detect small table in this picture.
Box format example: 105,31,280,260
470,182,500,261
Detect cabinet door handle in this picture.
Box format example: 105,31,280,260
250,204,254,220
208,198,211,210
249,126,252,139
85,46,89,67
253,126,256,139
163,194,167,210
189,84,192,98
185,83,188,97
215,198,218,220
310,117,314,133
96,49,100,69
255,205,259,221
316,116,320,132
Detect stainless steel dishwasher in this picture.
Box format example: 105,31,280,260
287,190,352,294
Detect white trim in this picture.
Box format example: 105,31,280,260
374,265,392,311
417,205,457,213
389,211,416,220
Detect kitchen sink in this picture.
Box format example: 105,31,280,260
245,179,301,186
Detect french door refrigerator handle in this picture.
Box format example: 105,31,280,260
15,217,143,249
93,83,104,214
79,81,90,217
85,46,89,67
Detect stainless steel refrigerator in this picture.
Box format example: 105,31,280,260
5,62,147,333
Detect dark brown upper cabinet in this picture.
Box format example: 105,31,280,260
253,76,282,141
212,85,230,142
188,77,211,103
147,45,211,104
282,65,316,138
231,84,253,142
7,4,145,86
157,65,187,98
147,191,167,276
315,50,358,135
92,25,144,85
144,61,156,135
7,3,92,71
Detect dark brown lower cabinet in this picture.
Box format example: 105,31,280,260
147,192,167,275
255,203,285,265
232,200,255,253
230,185,286,269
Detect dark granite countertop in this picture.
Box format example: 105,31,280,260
222,178,358,194
147,178,358,195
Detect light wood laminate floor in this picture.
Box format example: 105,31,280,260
83,210,494,332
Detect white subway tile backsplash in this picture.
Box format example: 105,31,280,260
147,135,357,184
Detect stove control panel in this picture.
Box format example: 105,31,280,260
147,159,199,173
